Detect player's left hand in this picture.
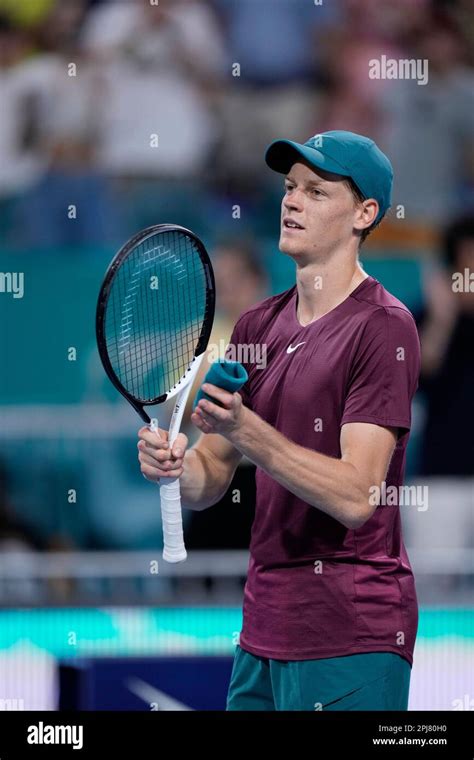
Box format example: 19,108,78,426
191,383,246,437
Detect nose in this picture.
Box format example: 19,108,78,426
283,188,304,213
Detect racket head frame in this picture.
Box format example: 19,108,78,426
95,224,216,424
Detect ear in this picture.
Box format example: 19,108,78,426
354,198,379,232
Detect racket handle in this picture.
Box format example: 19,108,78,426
159,478,187,563
150,355,205,563
149,420,187,563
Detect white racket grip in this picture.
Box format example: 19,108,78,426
149,355,205,563
149,419,187,564
159,477,187,563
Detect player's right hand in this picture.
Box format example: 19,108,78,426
137,426,189,483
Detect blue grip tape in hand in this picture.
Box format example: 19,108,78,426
193,360,248,410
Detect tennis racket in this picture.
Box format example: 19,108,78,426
96,224,215,562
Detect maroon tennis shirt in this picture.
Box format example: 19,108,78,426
226,275,421,665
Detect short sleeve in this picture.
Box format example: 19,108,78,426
225,315,253,410
341,307,421,434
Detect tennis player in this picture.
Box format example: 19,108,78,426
138,130,421,711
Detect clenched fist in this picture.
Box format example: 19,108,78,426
137,426,189,483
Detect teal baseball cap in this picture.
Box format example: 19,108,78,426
265,130,393,223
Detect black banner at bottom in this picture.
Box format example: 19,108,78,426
0,710,470,758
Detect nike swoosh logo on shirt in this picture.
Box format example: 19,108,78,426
286,342,306,354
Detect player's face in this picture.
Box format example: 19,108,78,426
279,161,358,260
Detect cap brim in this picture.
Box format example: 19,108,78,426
265,139,351,178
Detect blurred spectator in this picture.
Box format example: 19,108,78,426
214,0,342,182
418,215,474,476
2,1,119,247
82,0,224,177
2,0,227,248
381,19,474,227
316,1,428,138
0,16,48,223
78,0,226,239
212,239,269,326
0,462,42,551
216,0,338,86
403,215,473,584
319,36,400,140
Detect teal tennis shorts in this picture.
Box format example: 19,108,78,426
227,646,411,711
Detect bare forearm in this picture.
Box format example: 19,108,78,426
229,408,369,529
179,447,230,511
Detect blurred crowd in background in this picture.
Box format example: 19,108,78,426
0,0,472,580
1,0,474,245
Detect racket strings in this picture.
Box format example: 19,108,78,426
104,231,208,402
